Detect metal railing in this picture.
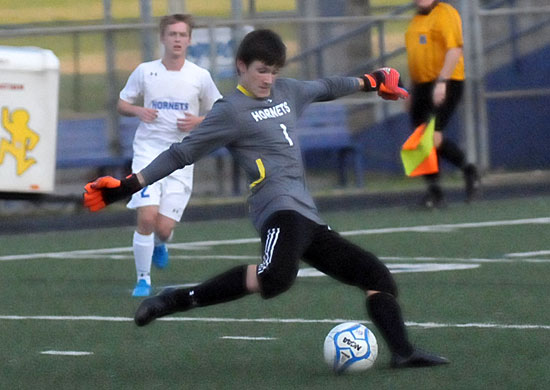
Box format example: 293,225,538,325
286,4,415,77
467,1,550,170
1,1,549,174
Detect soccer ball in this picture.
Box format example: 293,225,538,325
323,322,378,373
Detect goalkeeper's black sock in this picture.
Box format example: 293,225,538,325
367,292,414,357
171,265,250,310
438,139,465,168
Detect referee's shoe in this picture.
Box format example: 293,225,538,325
464,164,480,202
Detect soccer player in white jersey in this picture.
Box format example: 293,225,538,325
117,14,222,296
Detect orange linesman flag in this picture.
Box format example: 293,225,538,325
400,116,439,177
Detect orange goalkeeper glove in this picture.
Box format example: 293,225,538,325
362,67,409,100
83,174,142,212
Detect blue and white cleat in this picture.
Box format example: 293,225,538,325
152,244,169,269
132,279,152,297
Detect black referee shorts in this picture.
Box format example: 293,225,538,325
410,80,464,132
257,210,397,299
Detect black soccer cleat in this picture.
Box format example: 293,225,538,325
464,164,480,202
134,288,178,327
390,348,450,369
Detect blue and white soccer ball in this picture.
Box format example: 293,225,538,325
323,322,378,373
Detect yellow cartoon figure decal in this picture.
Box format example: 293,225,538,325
0,107,40,175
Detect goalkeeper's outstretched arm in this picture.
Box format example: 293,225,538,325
83,146,187,212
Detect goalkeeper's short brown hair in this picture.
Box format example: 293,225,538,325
235,29,286,74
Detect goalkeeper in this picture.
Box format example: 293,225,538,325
84,29,448,368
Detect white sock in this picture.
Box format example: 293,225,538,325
133,231,154,284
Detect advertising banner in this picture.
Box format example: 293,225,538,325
0,46,59,193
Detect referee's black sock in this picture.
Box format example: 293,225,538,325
423,172,440,187
438,139,465,168
423,173,443,200
366,292,414,357
172,265,250,309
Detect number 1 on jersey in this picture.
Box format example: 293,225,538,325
280,124,294,146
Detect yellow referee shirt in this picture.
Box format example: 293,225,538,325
405,2,465,83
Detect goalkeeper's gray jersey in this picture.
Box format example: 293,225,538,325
140,76,360,230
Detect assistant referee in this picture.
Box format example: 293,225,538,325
406,0,479,208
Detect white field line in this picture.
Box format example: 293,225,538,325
23,255,261,261
220,336,277,341
157,262,479,288
297,264,480,276
1,314,549,330
1,217,549,262
381,256,550,263
40,350,93,356
10,253,550,264
340,217,550,236
506,250,550,258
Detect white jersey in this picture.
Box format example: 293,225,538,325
120,59,221,181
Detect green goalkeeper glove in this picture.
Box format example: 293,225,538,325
83,174,142,212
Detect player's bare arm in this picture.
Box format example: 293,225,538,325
177,112,204,132
433,47,463,106
116,98,158,123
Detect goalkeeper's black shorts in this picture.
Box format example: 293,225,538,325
256,210,396,299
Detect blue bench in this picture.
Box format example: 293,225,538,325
56,117,133,175
56,117,238,193
297,104,364,187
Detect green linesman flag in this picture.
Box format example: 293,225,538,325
400,116,439,177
